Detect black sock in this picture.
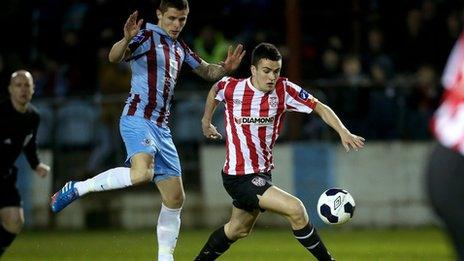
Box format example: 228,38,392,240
195,226,235,260
293,223,334,261
0,225,17,257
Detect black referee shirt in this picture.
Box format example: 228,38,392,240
0,99,40,176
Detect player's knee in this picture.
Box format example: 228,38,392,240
3,215,24,233
130,167,154,184
163,191,185,208
286,199,308,226
168,196,184,208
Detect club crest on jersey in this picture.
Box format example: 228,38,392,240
251,177,266,187
299,89,310,101
142,138,155,146
176,46,182,56
269,96,278,108
233,99,242,105
234,116,275,126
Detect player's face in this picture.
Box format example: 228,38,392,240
9,74,34,106
157,7,189,40
251,58,282,92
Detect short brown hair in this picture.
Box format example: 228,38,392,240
251,43,282,66
158,0,189,13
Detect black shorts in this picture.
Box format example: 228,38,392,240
0,168,21,208
222,171,273,212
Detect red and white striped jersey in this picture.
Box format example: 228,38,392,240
431,32,464,156
215,76,318,175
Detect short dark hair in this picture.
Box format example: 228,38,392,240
158,0,189,13
251,43,282,66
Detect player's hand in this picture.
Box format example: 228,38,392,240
339,130,365,152
124,11,144,42
221,44,246,74
35,163,50,178
202,121,222,140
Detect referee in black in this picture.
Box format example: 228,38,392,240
0,70,50,256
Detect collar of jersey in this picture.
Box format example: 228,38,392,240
247,77,273,95
146,23,171,39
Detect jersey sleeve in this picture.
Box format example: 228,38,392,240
441,32,464,90
180,40,202,70
284,80,318,114
214,77,229,102
126,29,153,61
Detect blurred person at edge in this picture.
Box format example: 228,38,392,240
426,30,464,261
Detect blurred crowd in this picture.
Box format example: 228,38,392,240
0,2,456,84
0,0,463,151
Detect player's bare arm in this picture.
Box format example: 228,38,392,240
201,83,222,140
193,44,246,81
109,11,144,63
314,101,365,152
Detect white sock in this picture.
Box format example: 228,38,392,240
157,204,182,261
74,167,132,196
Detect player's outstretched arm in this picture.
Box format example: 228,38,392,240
201,83,222,140
193,44,245,81
109,11,144,63
314,101,365,152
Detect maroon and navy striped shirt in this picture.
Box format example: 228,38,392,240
122,23,202,126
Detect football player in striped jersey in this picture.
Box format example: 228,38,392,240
196,43,364,260
50,0,244,260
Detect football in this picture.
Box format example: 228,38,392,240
317,188,355,225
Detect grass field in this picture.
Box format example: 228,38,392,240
3,227,454,260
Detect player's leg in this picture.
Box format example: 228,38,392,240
426,144,464,260
258,186,335,261
224,206,260,240
0,207,24,256
51,116,156,213
75,152,153,195
50,153,154,213
155,177,184,261
0,169,24,256
196,171,267,260
77,115,156,190
195,206,260,260
152,125,185,261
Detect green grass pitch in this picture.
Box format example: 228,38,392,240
3,227,453,260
